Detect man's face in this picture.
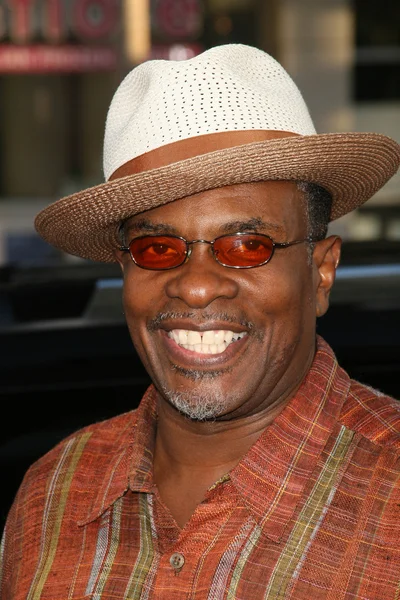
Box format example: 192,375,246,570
116,181,338,421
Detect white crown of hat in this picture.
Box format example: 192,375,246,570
103,44,316,181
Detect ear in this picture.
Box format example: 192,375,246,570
312,235,342,318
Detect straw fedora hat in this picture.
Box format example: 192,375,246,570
35,44,400,263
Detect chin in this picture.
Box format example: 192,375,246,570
159,378,238,422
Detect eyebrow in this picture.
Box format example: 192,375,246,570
221,217,286,236
123,219,179,238
122,216,286,239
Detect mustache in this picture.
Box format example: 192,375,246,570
147,311,263,341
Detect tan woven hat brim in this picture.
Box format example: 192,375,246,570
35,132,400,263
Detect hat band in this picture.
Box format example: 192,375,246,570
109,130,299,181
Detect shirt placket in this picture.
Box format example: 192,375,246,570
148,479,244,599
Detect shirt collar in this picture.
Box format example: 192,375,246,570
80,337,350,535
78,386,158,526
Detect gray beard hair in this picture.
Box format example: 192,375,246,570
160,365,236,420
162,387,229,421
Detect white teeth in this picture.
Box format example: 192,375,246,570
187,330,202,345
168,329,247,355
214,330,225,344
202,330,215,344
178,330,188,344
224,331,233,344
233,332,246,342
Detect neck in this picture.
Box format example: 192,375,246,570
152,371,309,529
153,342,316,475
153,384,294,478
151,344,315,527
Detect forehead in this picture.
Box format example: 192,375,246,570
124,180,306,236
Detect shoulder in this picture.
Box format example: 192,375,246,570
0,410,139,596
11,410,137,520
27,409,136,477
340,378,400,450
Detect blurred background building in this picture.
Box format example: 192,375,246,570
0,0,399,266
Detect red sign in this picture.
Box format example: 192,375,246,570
0,44,117,72
69,0,119,40
154,0,203,39
0,0,119,43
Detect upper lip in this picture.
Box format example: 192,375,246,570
155,320,249,334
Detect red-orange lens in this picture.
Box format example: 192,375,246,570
128,235,187,269
213,234,274,267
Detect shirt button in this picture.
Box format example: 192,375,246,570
170,552,185,571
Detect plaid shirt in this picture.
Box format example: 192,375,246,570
1,337,400,600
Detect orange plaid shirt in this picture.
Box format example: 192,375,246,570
1,337,400,599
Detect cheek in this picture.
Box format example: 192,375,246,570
121,277,166,377
122,272,162,317
246,262,314,321
121,275,158,346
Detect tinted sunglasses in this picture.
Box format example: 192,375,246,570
120,232,314,271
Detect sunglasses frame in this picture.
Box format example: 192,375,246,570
119,232,314,271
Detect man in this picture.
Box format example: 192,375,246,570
1,44,400,599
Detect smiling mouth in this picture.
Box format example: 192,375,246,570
167,329,247,354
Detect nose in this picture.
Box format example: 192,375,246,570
164,243,239,309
